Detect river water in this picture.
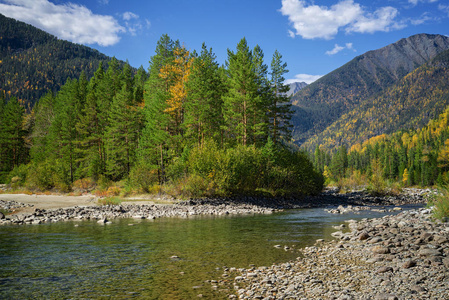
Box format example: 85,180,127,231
0,205,421,299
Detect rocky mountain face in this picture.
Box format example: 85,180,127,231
303,48,449,151
290,33,449,146
286,82,308,98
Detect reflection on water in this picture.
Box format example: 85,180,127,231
0,205,421,299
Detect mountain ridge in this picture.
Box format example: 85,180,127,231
303,48,449,151
290,33,449,145
0,13,118,110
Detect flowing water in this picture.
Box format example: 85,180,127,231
0,205,421,299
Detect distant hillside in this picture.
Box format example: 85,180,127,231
303,49,449,151
290,33,449,145
0,13,113,110
286,82,307,98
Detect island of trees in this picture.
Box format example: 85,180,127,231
0,35,323,198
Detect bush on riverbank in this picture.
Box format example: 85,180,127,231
5,141,324,199
429,188,449,221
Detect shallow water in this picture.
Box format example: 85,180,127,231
0,205,421,299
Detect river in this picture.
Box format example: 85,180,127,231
0,205,421,299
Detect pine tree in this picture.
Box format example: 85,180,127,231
75,66,105,179
223,38,258,146
269,50,293,144
139,34,177,183
30,92,54,163
105,83,141,180
185,43,225,147
251,45,270,145
0,97,26,174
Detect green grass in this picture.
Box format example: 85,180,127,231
0,208,10,216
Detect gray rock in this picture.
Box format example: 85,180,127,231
402,260,416,269
418,248,441,257
376,266,393,273
359,232,370,240
372,246,390,254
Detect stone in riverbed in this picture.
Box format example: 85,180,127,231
372,246,390,254
402,260,416,269
359,232,370,240
0,212,4,219
418,248,441,257
376,266,393,274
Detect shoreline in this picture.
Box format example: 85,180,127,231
1,190,447,298
0,188,430,225
224,207,449,299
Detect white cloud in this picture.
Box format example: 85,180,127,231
439,4,449,16
121,12,151,36
0,0,125,46
326,44,345,55
325,43,356,55
410,12,434,25
286,74,323,84
98,0,109,4
123,11,139,21
409,0,438,6
280,0,401,40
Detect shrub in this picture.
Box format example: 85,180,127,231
128,164,158,193
72,178,96,193
428,189,449,222
98,197,122,206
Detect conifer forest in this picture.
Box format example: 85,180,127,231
0,35,323,197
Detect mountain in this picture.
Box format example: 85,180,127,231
0,13,113,110
290,33,449,145
303,48,449,151
286,81,307,98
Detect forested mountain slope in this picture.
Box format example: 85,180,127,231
0,13,113,110
303,49,449,151
290,33,449,145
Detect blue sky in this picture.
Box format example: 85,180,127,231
1,0,448,83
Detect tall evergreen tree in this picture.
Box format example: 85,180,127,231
139,34,177,183
0,97,26,175
105,83,141,180
30,92,54,163
185,43,225,147
268,50,293,144
223,37,258,146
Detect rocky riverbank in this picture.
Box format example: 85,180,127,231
223,207,448,299
0,188,433,225
0,200,278,225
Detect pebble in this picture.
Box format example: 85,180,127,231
222,207,449,299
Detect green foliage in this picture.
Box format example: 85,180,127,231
97,197,122,206
428,189,449,222
0,14,116,110
292,34,449,147
304,48,449,151
2,33,321,199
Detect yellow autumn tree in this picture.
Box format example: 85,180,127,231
159,46,194,135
